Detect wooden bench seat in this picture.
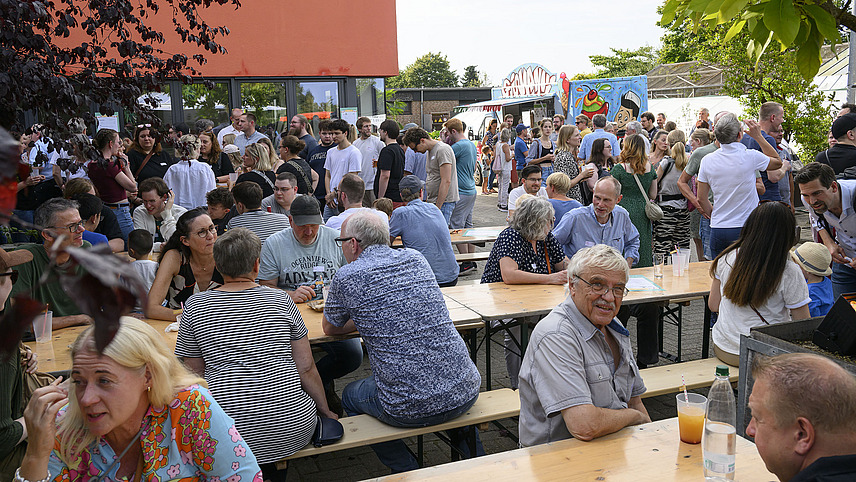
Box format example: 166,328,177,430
640,357,739,399
281,388,520,462
455,252,491,262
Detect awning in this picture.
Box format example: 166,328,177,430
455,95,556,112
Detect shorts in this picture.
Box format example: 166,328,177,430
450,194,476,229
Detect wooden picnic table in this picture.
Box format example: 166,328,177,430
32,297,483,373
392,226,506,248
371,418,775,481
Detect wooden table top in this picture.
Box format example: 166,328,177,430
32,297,482,373
440,261,713,321
371,418,775,482
393,226,506,247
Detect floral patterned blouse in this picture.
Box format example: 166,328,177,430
48,385,262,481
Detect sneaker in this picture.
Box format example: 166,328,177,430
459,262,476,274
498,205,508,212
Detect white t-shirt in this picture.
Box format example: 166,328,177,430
324,145,362,193
508,186,548,210
712,250,811,355
258,225,347,291
217,124,240,145
353,135,385,190
325,207,389,230
697,142,770,229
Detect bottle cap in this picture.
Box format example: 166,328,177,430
715,365,730,377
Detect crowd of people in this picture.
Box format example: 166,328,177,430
3,100,856,482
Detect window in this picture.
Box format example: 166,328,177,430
295,81,340,138
431,113,449,132
183,82,230,129
356,78,385,117
240,82,287,139
400,101,412,115
136,85,173,130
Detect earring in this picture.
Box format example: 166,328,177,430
147,386,151,393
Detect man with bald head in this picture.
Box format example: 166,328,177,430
217,108,243,145
747,353,856,481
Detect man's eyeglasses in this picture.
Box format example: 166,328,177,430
193,226,217,238
334,236,361,247
0,271,19,283
49,221,85,233
574,275,628,298
526,177,542,183
274,187,294,193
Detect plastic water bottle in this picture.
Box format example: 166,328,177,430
703,365,737,481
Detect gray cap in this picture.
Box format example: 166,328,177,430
398,175,424,198
289,195,323,226
401,122,418,132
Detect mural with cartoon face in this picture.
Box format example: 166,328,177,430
570,76,647,137
613,90,641,136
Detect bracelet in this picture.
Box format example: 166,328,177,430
14,468,51,482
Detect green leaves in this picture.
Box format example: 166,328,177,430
662,0,848,81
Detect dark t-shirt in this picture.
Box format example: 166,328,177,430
276,157,314,195
205,152,234,179
127,149,175,182
374,143,406,202
298,133,318,160
237,170,276,198
95,205,123,241
481,227,565,284
816,143,856,175
307,143,336,201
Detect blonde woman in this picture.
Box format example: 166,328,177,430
236,142,276,197
648,130,669,168
653,129,691,257
163,134,216,209
525,118,556,185
552,125,592,204
257,136,282,172
611,134,657,267
18,317,262,481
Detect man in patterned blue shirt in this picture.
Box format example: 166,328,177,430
322,211,483,473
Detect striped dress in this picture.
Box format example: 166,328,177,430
175,285,317,463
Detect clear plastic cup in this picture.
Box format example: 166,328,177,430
653,254,665,278
677,393,707,444
33,310,53,343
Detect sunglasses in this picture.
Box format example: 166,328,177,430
0,271,19,283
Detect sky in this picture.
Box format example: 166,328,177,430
395,0,667,85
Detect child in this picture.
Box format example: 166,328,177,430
206,186,235,235
128,228,158,293
481,145,495,194
790,242,834,317
372,197,393,218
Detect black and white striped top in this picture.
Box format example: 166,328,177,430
225,210,290,245
175,285,316,463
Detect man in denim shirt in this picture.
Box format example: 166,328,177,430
518,244,649,446
323,211,482,472
552,176,660,368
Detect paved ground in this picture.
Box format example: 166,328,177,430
288,192,814,481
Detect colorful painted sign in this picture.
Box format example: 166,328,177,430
490,63,567,116
568,75,648,136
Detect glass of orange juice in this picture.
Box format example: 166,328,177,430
676,393,707,444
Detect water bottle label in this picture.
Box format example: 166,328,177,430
703,454,735,474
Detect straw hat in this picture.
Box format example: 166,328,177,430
0,247,32,272
790,242,832,277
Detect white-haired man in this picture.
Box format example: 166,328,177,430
518,244,650,446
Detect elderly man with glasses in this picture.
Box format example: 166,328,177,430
517,243,650,447
5,198,93,329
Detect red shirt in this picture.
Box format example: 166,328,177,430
87,159,128,203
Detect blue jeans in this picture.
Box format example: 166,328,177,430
323,204,339,223
487,170,496,190
832,262,856,299
315,338,364,392
699,215,712,260
439,202,455,227
342,376,484,473
710,226,742,260
108,205,134,247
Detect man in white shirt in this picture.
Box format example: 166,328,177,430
353,116,385,208
216,108,243,145
507,165,549,222
323,119,362,221
233,113,267,155
132,177,187,251
326,173,388,231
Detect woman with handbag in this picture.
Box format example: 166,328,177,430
525,119,555,186
610,134,658,267
709,201,810,366
127,125,175,183
652,129,691,258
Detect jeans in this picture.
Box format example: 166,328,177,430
489,319,521,389
108,205,134,247
617,303,660,366
10,209,38,243
487,170,496,190
440,201,455,227
323,204,339,223
832,262,856,299
710,226,742,260
699,215,712,260
316,338,364,393
342,376,484,473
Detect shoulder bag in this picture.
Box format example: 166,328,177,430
632,171,664,222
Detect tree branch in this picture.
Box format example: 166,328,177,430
822,0,856,33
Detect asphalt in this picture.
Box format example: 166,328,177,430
286,192,814,481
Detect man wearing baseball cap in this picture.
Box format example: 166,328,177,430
388,175,458,287
791,242,834,317
816,112,856,175
258,194,361,414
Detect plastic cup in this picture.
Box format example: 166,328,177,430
33,310,53,343
677,248,691,273
676,393,707,444
653,254,665,278
671,253,683,276
228,172,239,186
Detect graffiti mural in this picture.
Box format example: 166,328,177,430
490,63,564,119
570,75,648,137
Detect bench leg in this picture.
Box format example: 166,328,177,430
484,320,492,390
417,435,424,467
